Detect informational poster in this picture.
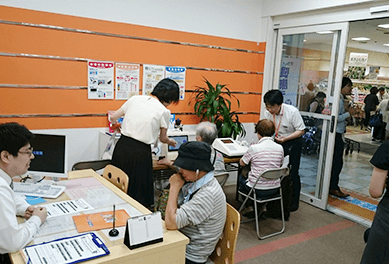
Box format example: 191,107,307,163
165,66,186,100
279,58,301,106
88,60,114,99
347,52,368,80
115,63,140,100
142,64,165,95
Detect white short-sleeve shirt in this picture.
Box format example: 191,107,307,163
263,103,305,137
120,95,170,145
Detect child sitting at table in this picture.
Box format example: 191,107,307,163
0,123,47,263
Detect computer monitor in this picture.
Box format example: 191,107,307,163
168,135,189,151
27,133,68,179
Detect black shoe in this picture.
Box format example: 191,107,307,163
290,204,299,212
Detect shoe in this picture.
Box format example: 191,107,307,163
290,204,299,212
329,189,349,198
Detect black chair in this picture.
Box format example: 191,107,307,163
71,159,111,171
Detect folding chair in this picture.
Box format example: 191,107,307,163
71,159,111,171
214,172,229,188
238,165,289,239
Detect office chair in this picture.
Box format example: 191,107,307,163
208,203,240,264
71,159,111,171
238,161,289,239
102,165,129,193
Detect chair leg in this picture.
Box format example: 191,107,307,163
258,192,286,240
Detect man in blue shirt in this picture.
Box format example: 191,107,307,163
329,77,355,198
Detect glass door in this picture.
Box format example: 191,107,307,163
273,23,349,209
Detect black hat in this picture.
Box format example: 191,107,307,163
173,141,213,172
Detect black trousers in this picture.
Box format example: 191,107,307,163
281,137,303,208
0,253,11,264
330,133,344,191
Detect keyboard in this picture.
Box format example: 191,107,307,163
13,182,66,198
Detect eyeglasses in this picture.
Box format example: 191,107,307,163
18,148,34,157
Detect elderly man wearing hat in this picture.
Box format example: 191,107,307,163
165,141,226,264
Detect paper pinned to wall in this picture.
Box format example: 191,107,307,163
88,60,114,99
142,64,165,95
165,66,186,100
115,63,140,100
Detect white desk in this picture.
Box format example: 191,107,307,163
11,169,189,264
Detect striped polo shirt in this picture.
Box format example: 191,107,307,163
176,177,226,263
241,137,284,190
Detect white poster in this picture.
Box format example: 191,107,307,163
115,63,140,100
165,66,186,100
349,52,368,67
88,61,114,99
279,58,301,106
142,64,165,95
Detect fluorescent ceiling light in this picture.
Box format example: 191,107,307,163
303,39,307,42
384,44,389,47
378,24,389,29
316,31,333,34
352,37,371,41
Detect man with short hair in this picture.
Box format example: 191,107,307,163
0,122,47,263
262,90,305,212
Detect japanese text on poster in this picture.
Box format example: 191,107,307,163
279,58,301,106
165,66,186,100
115,63,140,100
88,61,114,99
142,65,165,95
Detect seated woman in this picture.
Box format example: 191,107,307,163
238,119,284,213
308,92,326,113
165,141,226,264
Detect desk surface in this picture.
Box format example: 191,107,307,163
11,169,189,264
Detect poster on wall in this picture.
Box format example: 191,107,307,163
279,58,301,106
142,64,165,95
165,66,186,100
346,52,368,80
115,63,140,100
88,61,114,99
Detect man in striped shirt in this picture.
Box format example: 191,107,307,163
239,119,284,207
165,141,226,264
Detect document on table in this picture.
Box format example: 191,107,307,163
43,199,93,218
22,233,109,264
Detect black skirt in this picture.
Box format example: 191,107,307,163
111,135,154,207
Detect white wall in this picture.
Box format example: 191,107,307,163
0,0,263,42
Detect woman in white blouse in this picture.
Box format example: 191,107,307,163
109,78,179,208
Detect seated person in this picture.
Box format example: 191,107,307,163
158,121,226,173
0,123,47,263
238,119,284,213
308,92,326,113
165,141,226,264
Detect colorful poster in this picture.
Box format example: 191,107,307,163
88,60,114,99
279,58,301,106
142,64,165,95
165,66,186,100
115,63,140,100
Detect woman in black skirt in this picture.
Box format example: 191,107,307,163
109,78,179,208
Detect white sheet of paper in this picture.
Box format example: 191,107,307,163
43,199,93,218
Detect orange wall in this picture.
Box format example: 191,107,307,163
0,6,265,130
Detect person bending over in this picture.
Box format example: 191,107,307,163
165,141,226,264
109,78,179,208
238,119,284,215
0,123,47,264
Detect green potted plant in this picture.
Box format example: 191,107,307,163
191,78,246,139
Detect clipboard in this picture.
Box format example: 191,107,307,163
21,232,109,264
124,211,163,250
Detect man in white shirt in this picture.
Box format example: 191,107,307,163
0,123,47,263
263,90,305,213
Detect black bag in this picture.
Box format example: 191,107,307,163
369,113,383,127
266,174,293,221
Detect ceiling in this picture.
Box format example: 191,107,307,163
348,17,389,54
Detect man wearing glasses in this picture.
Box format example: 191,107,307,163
0,122,47,264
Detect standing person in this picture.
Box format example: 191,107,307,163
109,78,179,208
308,92,326,114
363,86,379,131
165,141,226,264
0,123,47,264
263,90,305,212
329,77,355,198
360,141,389,263
373,98,389,142
377,87,388,102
